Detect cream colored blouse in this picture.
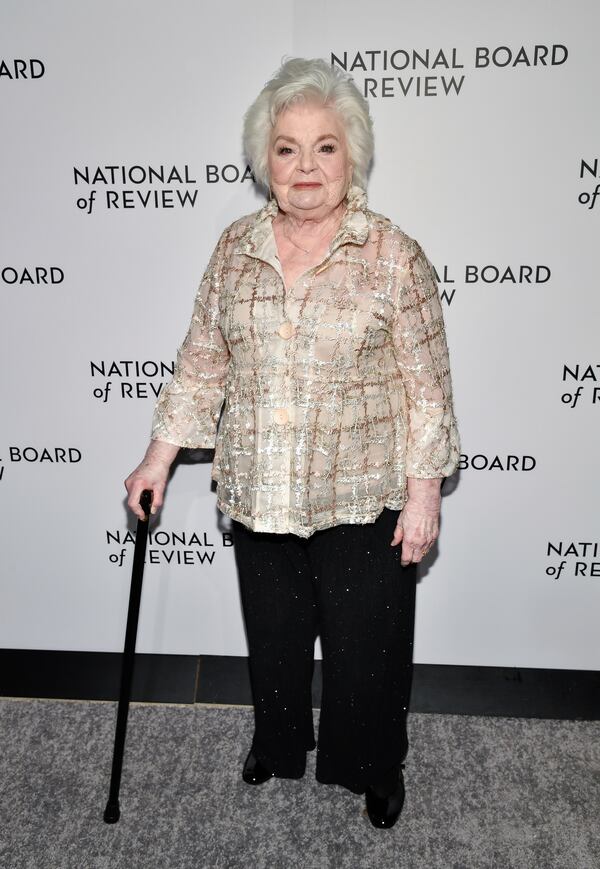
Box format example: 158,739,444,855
151,185,460,537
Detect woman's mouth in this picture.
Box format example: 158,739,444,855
292,182,321,188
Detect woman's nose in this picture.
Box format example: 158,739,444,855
298,149,316,173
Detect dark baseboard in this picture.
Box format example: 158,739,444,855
1,649,598,720
0,649,199,705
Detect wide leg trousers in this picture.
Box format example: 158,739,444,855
230,506,417,796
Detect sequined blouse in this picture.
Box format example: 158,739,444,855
151,185,460,537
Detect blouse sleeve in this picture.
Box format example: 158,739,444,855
150,230,230,449
391,239,460,478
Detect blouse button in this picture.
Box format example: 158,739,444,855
273,408,289,424
278,321,294,339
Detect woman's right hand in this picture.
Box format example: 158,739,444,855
124,440,180,520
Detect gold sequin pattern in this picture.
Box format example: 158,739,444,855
151,185,460,537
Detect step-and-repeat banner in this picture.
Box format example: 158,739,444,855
1,0,598,669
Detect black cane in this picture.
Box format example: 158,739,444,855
103,488,153,824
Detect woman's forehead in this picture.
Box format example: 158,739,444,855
272,101,345,138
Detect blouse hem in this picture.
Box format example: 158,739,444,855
216,493,409,539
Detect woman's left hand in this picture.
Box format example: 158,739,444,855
391,478,442,566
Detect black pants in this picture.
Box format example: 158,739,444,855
231,506,417,795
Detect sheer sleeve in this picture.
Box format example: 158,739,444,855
391,239,460,478
150,231,230,449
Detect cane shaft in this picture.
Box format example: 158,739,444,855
104,489,152,823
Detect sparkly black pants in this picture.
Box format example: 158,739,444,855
230,506,417,796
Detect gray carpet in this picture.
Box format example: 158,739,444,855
0,699,598,869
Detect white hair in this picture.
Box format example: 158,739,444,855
242,57,374,191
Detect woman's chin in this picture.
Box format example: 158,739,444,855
286,191,328,212
288,187,326,208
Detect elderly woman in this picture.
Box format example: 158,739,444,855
125,57,460,829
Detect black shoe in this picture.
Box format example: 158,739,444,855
242,749,275,785
364,765,406,829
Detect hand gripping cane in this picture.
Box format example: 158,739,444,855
103,488,152,823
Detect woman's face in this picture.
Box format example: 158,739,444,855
267,99,353,219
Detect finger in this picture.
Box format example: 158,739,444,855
128,482,147,520
149,485,164,515
390,523,404,547
400,540,413,566
132,500,145,521
411,546,424,564
416,540,435,561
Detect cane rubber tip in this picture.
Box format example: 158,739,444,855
103,800,120,824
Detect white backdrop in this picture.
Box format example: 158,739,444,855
1,0,598,669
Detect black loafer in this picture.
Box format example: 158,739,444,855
242,749,275,785
364,765,406,829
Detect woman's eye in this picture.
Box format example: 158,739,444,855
319,143,336,153
277,146,293,155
